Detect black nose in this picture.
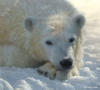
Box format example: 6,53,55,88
60,58,73,69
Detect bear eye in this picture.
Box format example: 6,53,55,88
46,40,53,46
69,37,75,43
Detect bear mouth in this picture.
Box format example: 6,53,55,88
55,65,73,72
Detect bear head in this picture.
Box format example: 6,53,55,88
23,13,85,71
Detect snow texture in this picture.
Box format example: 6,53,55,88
0,0,100,90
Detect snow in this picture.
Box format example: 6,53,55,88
0,0,100,90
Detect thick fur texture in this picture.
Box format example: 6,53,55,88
0,0,85,80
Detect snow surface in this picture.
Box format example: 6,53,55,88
0,0,100,90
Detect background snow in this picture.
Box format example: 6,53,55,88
0,0,100,90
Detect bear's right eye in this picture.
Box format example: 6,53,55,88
46,40,53,46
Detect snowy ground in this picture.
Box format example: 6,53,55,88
0,0,100,90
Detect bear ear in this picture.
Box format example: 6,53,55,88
24,17,35,31
73,14,85,29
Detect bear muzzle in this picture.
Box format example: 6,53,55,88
60,58,73,70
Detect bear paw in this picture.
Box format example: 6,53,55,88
36,62,70,80
37,63,80,80
37,63,56,80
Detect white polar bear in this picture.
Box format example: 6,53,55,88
0,0,85,80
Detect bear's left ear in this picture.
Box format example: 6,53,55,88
24,17,35,31
73,14,85,29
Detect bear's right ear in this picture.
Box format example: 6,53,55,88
24,17,35,31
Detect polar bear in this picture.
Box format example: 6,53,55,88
0,0,85,80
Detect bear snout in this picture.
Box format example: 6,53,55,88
60,58,73,70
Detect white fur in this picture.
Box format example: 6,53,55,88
0,45,40,67
0,0,85,80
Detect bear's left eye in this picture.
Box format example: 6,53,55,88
69,37,75,43
46,40,53,46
